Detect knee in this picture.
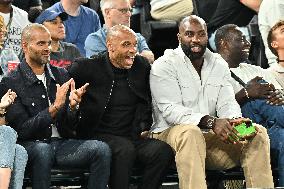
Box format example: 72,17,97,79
151,140,174,163
114,142,136,161
0,126,17,142
30,143,53,164
254,125,270,144
15,144,28,162
85,140,112,162
177,125,204,142
14,145,28,170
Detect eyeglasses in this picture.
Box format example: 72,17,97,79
111,8,133,14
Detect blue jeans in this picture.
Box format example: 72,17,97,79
21,138,111,189
0,126,28,189
241,99,284,186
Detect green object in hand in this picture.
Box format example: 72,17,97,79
234,121,256,138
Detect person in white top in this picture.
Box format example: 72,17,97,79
0,0,30,56
258,0,284,65
150,0,193,21
150,15,274,189
215,23,284,187
267,20,284,88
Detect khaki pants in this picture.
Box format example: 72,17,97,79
151,0,193,21
151,124,274,189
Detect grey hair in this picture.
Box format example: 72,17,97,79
21,23,49,43
100,0,115,16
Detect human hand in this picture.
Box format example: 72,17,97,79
212,118,238,144
229,118,257,141
140,131,150,139
69,80,89,111
0,89,17,109
246,76,274,99
266,89,284,105
54,78,73,110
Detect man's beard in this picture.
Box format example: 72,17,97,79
181,43,206,61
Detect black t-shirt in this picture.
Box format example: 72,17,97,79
207,0,256,34
12,0,42,12
97,65,141,136
50,41,82,68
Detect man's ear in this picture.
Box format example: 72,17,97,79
106,41,113,52
177,33,181,44
22,41,28,53
271,41,278,49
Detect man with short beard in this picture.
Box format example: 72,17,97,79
0,23,111,189
150,15,274,189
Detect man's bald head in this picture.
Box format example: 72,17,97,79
106,24,136,43
178,15,207,33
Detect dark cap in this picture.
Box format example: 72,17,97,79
35,10,68,24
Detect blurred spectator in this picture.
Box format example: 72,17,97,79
30,8,82,68
258,0,284,65
0,0,30,56
207,0,261,51
0,15,19,81
150,0,193,21
0,90,27,189
85,0,154,63
47,0,101,56
267,20,284,88
12,0,42,12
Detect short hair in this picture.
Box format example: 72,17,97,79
267,20,284,57
215,24,238,52
100,0,115,16
179,15,207,31
106,24,135,42
21,23,49,44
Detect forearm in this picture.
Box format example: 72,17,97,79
239,0,262,12
235,88,250,106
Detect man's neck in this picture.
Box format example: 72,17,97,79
221,52,240,68
61,0,81,16
26,58,45,75
51,40,60,52
0,4,12,14
191,58,204,77
278,50,284,67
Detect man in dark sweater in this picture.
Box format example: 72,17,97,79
68,24,174,189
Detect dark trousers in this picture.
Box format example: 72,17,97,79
21,138,111,189
93,133,174,189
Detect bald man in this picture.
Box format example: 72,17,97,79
150,15,274,189
68,24,173,189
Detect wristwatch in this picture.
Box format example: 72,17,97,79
206,116,216,129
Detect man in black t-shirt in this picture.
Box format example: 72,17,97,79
12,0,42,12
68,24,174,189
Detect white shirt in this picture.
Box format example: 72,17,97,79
150,47,242,133
36,73,60,138
258,0,284,65
229,63,282,94
0,5,30,56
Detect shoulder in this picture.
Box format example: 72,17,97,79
48,2,60,11
12,5,28,16
152,48,181,71
86,28,104,40
81,5,99,17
